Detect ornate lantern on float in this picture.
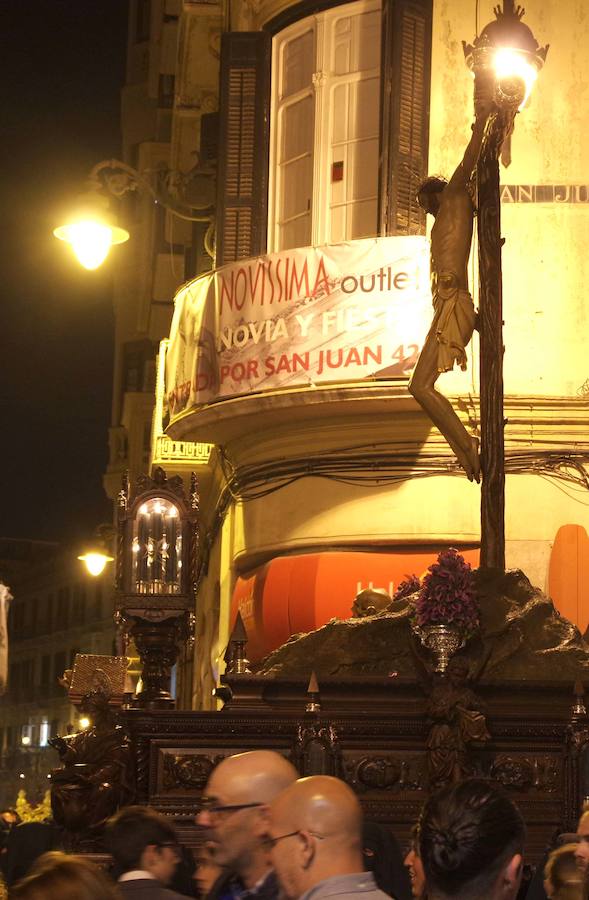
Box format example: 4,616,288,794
463,0,548,113
115,467,199,708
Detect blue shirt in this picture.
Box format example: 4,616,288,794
218,869,280,900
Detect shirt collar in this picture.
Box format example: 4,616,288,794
230,869,278,900
119,870,157,882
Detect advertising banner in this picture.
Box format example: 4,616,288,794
166,235,431,423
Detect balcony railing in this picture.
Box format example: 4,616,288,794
152,434,211,464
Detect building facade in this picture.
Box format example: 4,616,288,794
0,542,116,808
108,0,589,710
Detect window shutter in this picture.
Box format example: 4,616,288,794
216,32,271,266
378,0,432,236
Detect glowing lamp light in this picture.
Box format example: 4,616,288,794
463,4,548,114
54,219,129,270
79,717,91,730
21,736,31,747
53,188,129,270
493,47,538,109
78,550,114,577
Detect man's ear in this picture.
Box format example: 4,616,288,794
299,831,316,870
500,853,523,898
139,844,158,873
254,804,271,837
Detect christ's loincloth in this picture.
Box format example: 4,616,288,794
432,273,476,373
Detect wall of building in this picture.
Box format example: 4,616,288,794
163,0,589,706
0,546,116,808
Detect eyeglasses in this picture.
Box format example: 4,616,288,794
263,831,327,850
196,797,263,819
263,831,301,850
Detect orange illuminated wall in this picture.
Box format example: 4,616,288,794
231,547,480,661
549,525,589,635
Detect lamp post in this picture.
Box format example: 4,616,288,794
463,1,547,569
54,157,215,269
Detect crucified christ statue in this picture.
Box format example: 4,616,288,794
409,104,494,483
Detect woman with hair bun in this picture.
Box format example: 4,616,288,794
419,778,525,900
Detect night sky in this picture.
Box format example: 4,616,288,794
0,2,128,546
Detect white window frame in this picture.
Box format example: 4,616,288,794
268,0,381,252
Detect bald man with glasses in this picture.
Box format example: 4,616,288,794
267,775,393,900
196,750,298,900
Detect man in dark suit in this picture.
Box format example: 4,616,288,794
106,805,190,899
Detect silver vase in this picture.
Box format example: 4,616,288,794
416,624,465,673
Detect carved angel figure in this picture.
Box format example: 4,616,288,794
425,656,490,789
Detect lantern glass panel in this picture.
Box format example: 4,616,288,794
132,498,182,594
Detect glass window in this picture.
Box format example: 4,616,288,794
39,721,50,748
132,497,182,595
135,0,150,43
269,0,381,251
57,588,70,628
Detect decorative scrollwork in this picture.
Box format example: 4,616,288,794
292,722,341,777
344,755,425,793
490,754,534,791
136,466,185,498
489,754,560,793
162,753,224,790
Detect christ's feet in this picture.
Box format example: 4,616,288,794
457,437,481,483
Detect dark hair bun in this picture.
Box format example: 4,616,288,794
418,779,525,896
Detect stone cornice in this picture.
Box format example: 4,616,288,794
167,384,589,461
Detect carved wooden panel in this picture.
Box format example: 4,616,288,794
123,678,584,861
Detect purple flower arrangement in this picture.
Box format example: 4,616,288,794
393,574,421,602
414,548,479,634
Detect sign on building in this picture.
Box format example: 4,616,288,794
166,236,431,423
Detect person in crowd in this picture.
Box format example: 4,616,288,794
543,844,583,899
526,812,589,899
1,820,62,886
105,805,188,899
362,822,412,899
193,842,221,897
404,826,426,899
8,850,121,900
196,749,298,900
574,813,589,876
169,844,199,898
419,778,525,900
267,774,392,900
0,809,19,851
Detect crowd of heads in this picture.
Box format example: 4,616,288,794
6,751,589,900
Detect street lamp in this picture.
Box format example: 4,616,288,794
78,550,114,577
54,157,215,269
78,524,115,577
463,1,548,111
463,1,547,570
53,189,129,270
